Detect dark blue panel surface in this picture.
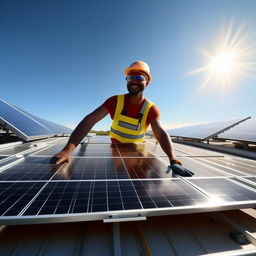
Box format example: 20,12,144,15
0,163,56,181
52,158,129,180
16,106,72,134
0,182,45,216
123,158,170,179
0,99,72,141
0,100,53,138
22,180,209,216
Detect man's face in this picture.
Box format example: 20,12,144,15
126,71,149,95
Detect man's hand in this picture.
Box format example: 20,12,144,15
169,160,194,177
51,150,71,164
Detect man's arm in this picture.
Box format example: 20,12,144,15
150,119,178,162
54,105,108,164
151,119,194,177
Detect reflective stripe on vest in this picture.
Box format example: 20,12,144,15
111,127,145,139
110,94,154,143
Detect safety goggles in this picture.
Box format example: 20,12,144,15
126,75,147,82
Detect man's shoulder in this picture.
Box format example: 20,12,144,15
106,95,118,100
148,101,160,117
103,95,118,109
104,95,118,102
144,97,157,107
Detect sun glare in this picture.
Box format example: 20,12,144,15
210,52,236,74
187,21,256,93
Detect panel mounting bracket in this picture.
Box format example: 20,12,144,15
103,214,147,223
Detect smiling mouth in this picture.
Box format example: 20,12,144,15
129,83,140,87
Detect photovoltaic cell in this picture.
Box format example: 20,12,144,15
22,179,209,216
72,144,120,157
48,157,170,180
15,106,73,135
52,158,130,180
116,143,155,157
0,162,57,181
0,182,45,216
133,179,209,208
0,99,72,141
122,158,170,179
0,100,54,140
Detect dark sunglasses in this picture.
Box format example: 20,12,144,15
126,75,147,82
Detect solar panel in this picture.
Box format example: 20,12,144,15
218,117,256,143
0,139,255,225
185,156,256,177
167,117,250,140
19,179,209,216
190,178,256,202
0,182,45,216
16,106,73,135
0,99,72,141
0,162,56,181
0,99,53,140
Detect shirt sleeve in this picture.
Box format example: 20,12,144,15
147,104,160,125
102,95,117,119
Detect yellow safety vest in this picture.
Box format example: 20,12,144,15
110,94,154,143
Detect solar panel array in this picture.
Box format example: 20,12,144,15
0,99,73,141
218,117,256,143
0,137,255,225
166,117,250,140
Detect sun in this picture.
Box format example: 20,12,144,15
210,52,236,74
187,21,256,93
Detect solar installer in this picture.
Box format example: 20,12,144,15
53,61,194,177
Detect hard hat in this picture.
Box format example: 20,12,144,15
124,61,152,82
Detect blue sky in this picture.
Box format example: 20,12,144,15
1,0,256,130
